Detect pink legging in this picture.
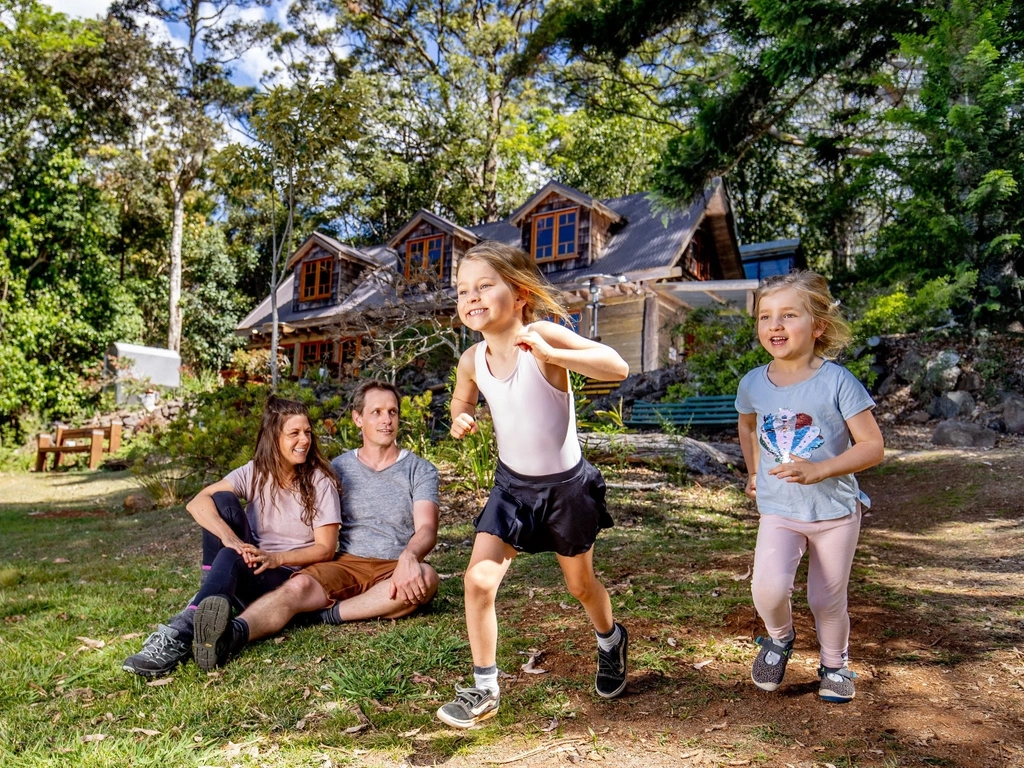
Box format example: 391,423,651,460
751,507,861,668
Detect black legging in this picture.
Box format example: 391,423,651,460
189,491,294,613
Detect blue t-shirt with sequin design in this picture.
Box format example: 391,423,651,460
735,361,875,522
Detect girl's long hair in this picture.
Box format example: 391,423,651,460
460,241,569,324
249,395,337,527
754,271,853,359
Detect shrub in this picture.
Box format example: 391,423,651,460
851,269,978,338
666,308,770,398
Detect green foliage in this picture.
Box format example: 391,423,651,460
667,308,770,397
452,415,496,493
851,269,978,337
399,389,437,460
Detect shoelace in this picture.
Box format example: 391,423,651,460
139,631,185,662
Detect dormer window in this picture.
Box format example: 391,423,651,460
301,257,333,300
532,209,577,261
405,235,444,279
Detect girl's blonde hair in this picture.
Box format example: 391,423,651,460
459,241,569,324
754,270,852,359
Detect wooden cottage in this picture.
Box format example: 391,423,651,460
236,178,766,377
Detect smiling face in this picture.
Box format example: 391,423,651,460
456,258,526,333
756,287,823,361
277,414,312,468
353,387,400,451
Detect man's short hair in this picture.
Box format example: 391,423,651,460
351,379,402,416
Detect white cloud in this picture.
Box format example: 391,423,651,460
42,0,111,19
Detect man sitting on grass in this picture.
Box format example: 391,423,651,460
124,379,440,676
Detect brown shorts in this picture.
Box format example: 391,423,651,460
301,553,398,604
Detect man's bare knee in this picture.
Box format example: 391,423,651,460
284,574,329,606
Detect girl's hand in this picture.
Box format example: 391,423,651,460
745,474,757,500
450,413,478,439
514,324,554,363
768,457,825,485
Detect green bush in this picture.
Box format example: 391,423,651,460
665,308,770,398
851,269,978,338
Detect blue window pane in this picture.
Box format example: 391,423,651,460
535,216,553,259
557,211,576,255
427,237,442,266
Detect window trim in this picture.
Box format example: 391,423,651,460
531,207,578,263
404,234,445,279
301,257,333,301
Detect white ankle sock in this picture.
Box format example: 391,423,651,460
473,665,499,694
596,624,621,652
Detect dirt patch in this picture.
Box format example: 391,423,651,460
27,508,111,519
425,447,1024,768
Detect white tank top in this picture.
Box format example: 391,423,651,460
474,340,581,476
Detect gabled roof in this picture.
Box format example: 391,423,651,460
467,218,520,245
508,180,624,227
386,209,479,249
541,178,743,285
284,231,383,271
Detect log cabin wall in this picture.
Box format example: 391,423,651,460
292,246,366,313
591,296,646,374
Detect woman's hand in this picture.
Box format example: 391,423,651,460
768,457,825,485
239,544,279,574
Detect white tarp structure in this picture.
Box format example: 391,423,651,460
106,343,181,404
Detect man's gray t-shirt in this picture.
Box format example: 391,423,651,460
331,449,439,560
735,361,875,522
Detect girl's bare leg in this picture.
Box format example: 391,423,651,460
463,532,517,667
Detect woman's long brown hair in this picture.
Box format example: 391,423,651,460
249,395,337,527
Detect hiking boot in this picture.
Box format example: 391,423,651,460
436,686,500,728
122,624,190,678
192,595,234,671
595,622,629,699
751,634,795,692
818,665,857,703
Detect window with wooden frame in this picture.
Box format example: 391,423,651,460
683,235,712,281
405,235,444,279
531,209,577,262
299,340,335,377
301,257,333,300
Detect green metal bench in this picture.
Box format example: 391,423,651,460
625,396,739,429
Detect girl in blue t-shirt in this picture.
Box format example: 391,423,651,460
735,271,884,703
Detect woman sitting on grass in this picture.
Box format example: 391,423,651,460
122,395,341,678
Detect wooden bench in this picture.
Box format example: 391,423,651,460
35,423,122,471
625,396,739,429
576,377,620,402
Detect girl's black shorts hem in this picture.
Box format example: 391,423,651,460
474,457,612,557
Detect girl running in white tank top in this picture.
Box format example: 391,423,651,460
436,241,630,729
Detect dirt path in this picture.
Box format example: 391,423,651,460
427,446,1024,768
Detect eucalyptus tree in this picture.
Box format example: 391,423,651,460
217,80,363,388
111,0,277,353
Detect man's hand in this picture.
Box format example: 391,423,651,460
389,552,431,605
450,412,477,440
767,457,825,485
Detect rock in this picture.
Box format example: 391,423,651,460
895,350,926,383
877,374,900,397
930,391,975,420
908,410,931,424
123,494,154,513
879,412,897,423
1009,321,1024,333
956,371,983,392
931,420,998,449
1002,392,1024,434
921,350,961,394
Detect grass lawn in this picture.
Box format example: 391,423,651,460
0,465,758,767
4,446,1022,767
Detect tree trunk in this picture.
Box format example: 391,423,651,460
167,185,185,352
